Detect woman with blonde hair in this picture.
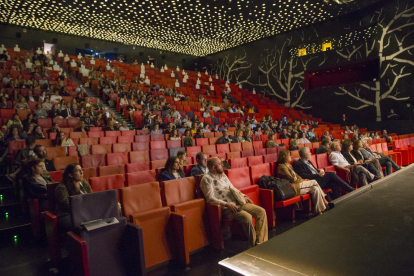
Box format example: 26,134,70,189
276,150,328,215
177,150,189,166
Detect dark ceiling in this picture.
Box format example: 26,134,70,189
1,0,380,56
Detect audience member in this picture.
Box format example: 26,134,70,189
159,156,185,181
360,140,401,175
55,131,75,147
33,145,56,171
276,150,328,215
190,152,208,176
315,139,330,154
200,157,268,247
265,133,279,148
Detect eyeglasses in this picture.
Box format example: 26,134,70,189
73,169,83,174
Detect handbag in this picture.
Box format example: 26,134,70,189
230,186,246,207
257,175,295,201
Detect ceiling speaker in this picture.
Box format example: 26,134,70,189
15,32,21,38
52,38,58,44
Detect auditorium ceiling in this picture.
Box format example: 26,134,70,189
1,0,380,56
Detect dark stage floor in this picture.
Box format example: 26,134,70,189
220,164,414,276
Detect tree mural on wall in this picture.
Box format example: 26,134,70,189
211,50,253,86
255,36,323,109
335,2,414,121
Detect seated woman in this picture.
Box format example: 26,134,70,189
150,124,163,135
34,103,48,119
75,120,89,133
255,126,263,135
276,150,328,215
244,129,253,142
182,129,193,147
55,163,93,232
32,125,46,139
14,97,30,110
23,158,54,211
349,139,383,178
94,113,106,128
55,131,75,147
298,132,311,144
169,128,181,140
194,129,204,139
265,133,279,148
159,156,185,181
177,150,189,167
105,119,118,131
234,130,245,143
290,138,299,151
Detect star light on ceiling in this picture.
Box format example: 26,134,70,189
1,0,379,56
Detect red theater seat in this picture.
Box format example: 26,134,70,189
81,154,106,168
228,157,247,168
150,149,168,161
106,152,129,166
125,170,157,186
130,151,150,163
247,156,264,167
53,156,80,171
225,167,251,189
126,162,150,173
98,164,125,177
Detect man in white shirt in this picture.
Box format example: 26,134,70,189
2,73,12,85
200,157,268,248
50,90,62,103
102,85,111,95
171,107,180,120
329,142,374,187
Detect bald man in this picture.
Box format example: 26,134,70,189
200,157,268,247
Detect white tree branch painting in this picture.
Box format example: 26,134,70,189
335,1,414,121
211,50,253,86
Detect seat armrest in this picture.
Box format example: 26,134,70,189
170,212,189,266
259,189,275,229
28,199,41,238
206,203,223,250
124,222,146,275
334,166,349,184
324,165,336,173
44,211,61,264
67,231,89,276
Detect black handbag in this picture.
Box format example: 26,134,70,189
257,175,295,201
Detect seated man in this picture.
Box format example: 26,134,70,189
190,152,209,176
294,147,354,199
321,131,334,142
33,145,56,172
200,157,268,247
381,129,393,143
315,139,330,154
329,142,375,187
216,129,235,144
360,140,400,175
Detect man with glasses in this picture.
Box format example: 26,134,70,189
200,157,268,248
190,152,209,176
33,145,56,172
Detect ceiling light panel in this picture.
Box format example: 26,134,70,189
0,0,378,56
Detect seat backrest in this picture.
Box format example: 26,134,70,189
291,150,300,159
88,131,104,138
209,137,220,145
89,174,124,194
216,144,230,154
53,156,80,171
226,151,241,159
253,141,263,149
105,131,121,137
91,144,112,155
160,178,195,206
126,162,150,173
228,157,247,168
130,150,150,163
113,143,131,153
254,148,266,156
225,166,251,189
106,152,129,166
247,155,264,167
150,134,164,141
135,135,150,142
186,146,202,158
202,145,217,155
100,136,117,145
117,135,134,144
195,138,209,147
242,142,253,151
166,140,182,149
81,154,106,168
150,140,167,150
263,154,277,164
310,155,318,168
119,182,162,220
99,164,125,177
121,130,135,136
69,132,88,139
67,118,80,128
150,159,167,170
381,142,388,153
316,153,330,168
132,142,149,151
37,118,52,129
47,147,67,159
230,143,242,152
46,171,64,183
241,150,254,158
150,149,169,161
250,163,271,185
125,170,157,186
70,190,119,229
370,144,377,151
82,167,97,182
46,182,60,211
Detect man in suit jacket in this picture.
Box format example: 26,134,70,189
190,152,209,177
61,102,75,118
293,147,354,199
